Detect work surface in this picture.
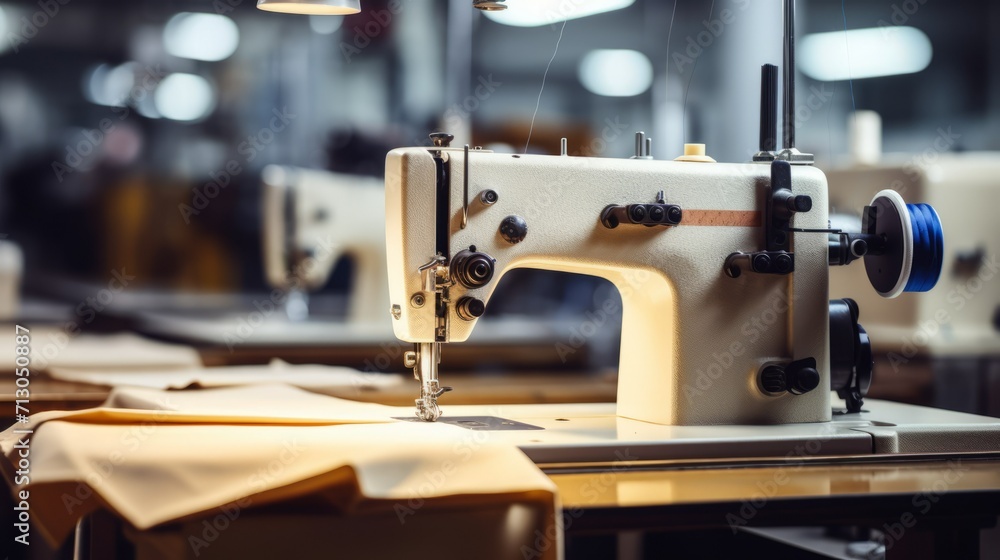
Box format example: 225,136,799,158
0,371,619,424
6,376,998,465
3,373,997,465
4,381,999,560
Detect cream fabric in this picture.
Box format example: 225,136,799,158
48,359,404,391
1,385,559,559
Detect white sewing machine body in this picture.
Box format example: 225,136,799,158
262,165,390,327
387,146,835,426
827,153,1000,357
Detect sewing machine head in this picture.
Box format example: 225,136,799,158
385,133,943,425
261,165,389,324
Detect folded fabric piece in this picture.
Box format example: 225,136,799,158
1,385,560,560
2,329,202,372
48,359,403,392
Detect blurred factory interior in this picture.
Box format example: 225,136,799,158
0,0,999,558
1,0,997,369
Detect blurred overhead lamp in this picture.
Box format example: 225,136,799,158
256,0,359,15
578,49,653,97
799,26,932,81
483,0,632,27
164,13,240,62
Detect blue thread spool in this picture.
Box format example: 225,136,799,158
904,203,944,293
864,191,944,298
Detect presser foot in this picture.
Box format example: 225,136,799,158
415,398,441,422
415,383,452,422
405,343,452,422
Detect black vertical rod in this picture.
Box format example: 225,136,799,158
782,0,796,150
760,64,779,153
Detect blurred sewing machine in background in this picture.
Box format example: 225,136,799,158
125,167,388,346
827,111,1000,417
127,165,597,373
0,240,22,321
261,165,389,327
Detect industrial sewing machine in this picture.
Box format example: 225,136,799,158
382,139,1000,463
386,131,940,424
381,3,1000,464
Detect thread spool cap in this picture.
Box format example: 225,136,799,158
675,143,716,163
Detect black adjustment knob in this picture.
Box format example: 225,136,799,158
760,366,787,394
775,253,793,274
773,191,813,220
499,215,528,244
456,297,486,321
788,367,820,395
451,250,495,288
753,254,772,272
788,195,813,213
429,132,454,148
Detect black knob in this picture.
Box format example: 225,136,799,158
753,254,772,272
451,250,495,288
456,297,487,321
773,191,812,220
629,205,646,222
775,253,793,273
667,206,683,224
499,215,528,244
760,365,787,394
789,195,813,213
649,206,665,222
788,366,821,395
429,132,454,148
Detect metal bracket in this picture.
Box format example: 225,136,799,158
418,255,449,293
